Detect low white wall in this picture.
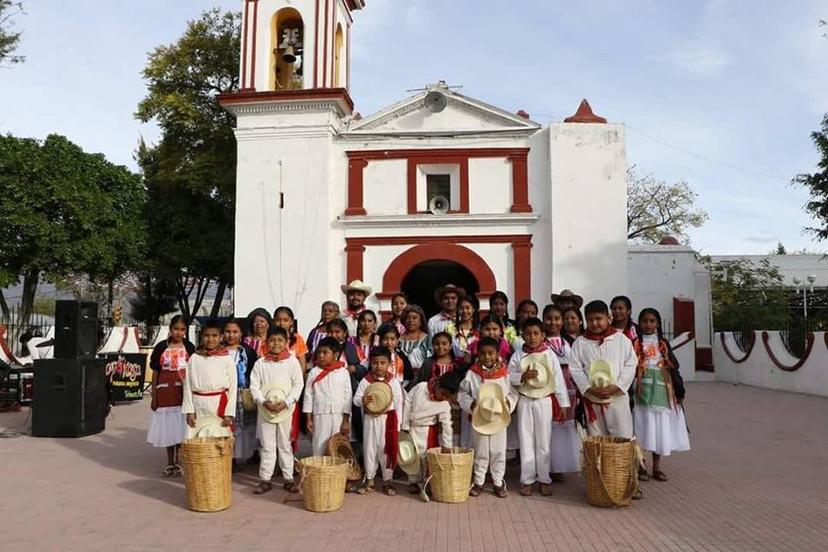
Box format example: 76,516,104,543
670,332,697,382
714,331,828,397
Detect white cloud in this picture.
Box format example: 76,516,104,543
656,40,730,77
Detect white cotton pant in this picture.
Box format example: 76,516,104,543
363,414,393,482
517,396,553,485
312,413,344,457
472,429,507,487
406,425,431,483
258,417,294,482
587,395,633,439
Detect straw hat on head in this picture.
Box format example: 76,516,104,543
341,279,372,297
433,284,466,304
257,381,293,424
472,382,511,435
550,289,584,310
191,413,230,439
363,381,393,416
583,359,619,404
518,352,557,398
397,431,421,476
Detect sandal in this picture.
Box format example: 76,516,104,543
469,484,483,497
382,483,396,496
519,484,534,496
632,488,644,500
162,464,175,478
253,481,273,495
652,470,668,482
173,464,182,477
638,468,650,481
539,483,553,497
493,485,508,499
283,481,298,493
357,480,375,495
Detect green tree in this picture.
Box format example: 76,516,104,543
627,166,708,243
0,0,24,65
0,134,146,327
794,113,828,241
706,257,790,334
135,9,239,321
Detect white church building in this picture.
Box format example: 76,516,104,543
218,0,711,373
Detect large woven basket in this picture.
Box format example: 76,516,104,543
426,447,473,503
582,436,639,508
297,456,349,513
180,436,234,512
326,433,362,482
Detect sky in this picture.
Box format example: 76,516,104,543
1,0,826,255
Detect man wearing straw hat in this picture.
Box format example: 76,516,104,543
458,337,518,498
340,280,373,336
427,284,465,338
353,346,404,496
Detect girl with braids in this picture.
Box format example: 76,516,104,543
307,301,340,357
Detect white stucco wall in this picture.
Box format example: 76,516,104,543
363,160,407,214
715,331,828,397
547,122,628,305
468,158,513,214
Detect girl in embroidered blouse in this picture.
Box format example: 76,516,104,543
398,305,430,378
148,315,195,477
634,308,689,482
377,323,414,389
389,293,409,336
562,307,585,346
222,318,259,467
349,309,378,369
452,296,479,359
307,301,340,358
273,306,308,375
464,314,512,365
611,295,640,343
420,332,456,382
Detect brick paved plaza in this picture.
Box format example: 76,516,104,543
2,382,827,552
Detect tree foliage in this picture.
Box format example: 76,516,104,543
794,114,828,241
0,0,24,65
705,257,790,333
135,9,240,322
0,134,146,326
627,167,708,243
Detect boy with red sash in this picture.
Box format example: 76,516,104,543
353,345,404,495
303,337,353,456
458,337,518,498
182,320,237,437
400,371,461,495
249,327,304,495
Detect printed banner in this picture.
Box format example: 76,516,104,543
105,354,147,402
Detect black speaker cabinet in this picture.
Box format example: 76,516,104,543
54,300,99,359
32,358,108,438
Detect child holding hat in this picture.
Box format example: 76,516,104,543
303,337,353,456
353,345,404,495
458,337,517,498
249,326,304,495
399,371,461,495
507,317,570,497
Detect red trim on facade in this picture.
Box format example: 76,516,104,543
345,148,531,216
346,159,368,215
217,88,355,112
719,332,755,364
345,235,532,306
314,0,320,88
762,331,814,372
251,0,258,90
241,1,249,90
381,242,498,295
346,23,350,91
323,0,330,88
345,242,365,282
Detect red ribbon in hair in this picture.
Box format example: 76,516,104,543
265,350,292,362
311,361,346,387
582,327,617,346
470,362,508,380
385,410,399,469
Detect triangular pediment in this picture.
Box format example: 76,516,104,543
346,85,540,136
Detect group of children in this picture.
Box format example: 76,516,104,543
147,281,690,499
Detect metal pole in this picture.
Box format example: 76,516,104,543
803,287,808,320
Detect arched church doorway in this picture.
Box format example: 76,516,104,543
401,260,480,318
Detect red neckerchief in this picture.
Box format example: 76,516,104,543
311,360,346,386
344,308,364,320
364,371,388,383
265,350,292,362
583,327,617,346
470,362,507,380
522,342,549,354
439,311,454,321
196,346,229,357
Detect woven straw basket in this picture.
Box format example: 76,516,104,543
297,456,349,513
240,389,257,412
582,436,639,508
426,447,474,503
181,436,234,512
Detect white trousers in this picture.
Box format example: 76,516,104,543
472,429,507,487
406,425,431,483
363,414,393,482
312,413,343,457
258,417,294,481
587,395,633,439
517,396,552,485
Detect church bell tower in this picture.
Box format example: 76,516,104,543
238,0,365,92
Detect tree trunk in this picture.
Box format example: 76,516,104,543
0,289,9,320
209,279,227,318
19,267,40,329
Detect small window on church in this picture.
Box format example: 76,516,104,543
426,174,451,206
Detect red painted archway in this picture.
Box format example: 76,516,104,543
381,242,497,297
